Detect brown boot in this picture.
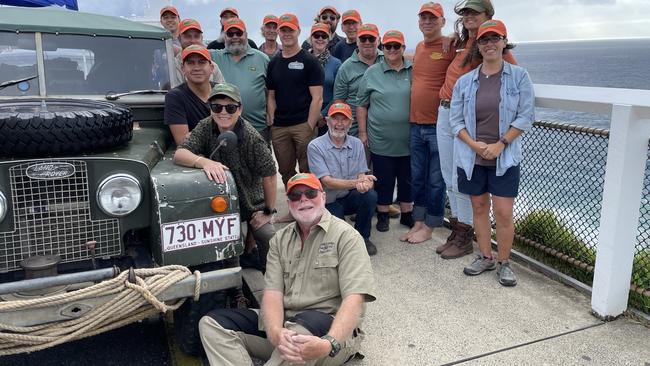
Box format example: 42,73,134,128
440,222,475,259
436,218,458,254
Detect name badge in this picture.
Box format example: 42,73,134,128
430,52,443,60
288,61,304,70
249,66,257,72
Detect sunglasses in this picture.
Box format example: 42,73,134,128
226,30,244,38
321,14,337,21
209,103,240,114
477,35,504,45
383,43,402,51
359,36,376,43
287,188,320,202
312,32,328,40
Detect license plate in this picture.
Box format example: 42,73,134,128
161,214,240,252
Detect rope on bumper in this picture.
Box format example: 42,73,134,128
0,265,202,356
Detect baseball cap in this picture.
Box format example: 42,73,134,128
358,23,379,38
327,103,352,119
341,9,361,23
455,0,495,17
220,7,239,18
263,14,279,25
419,2,444,17
319,6,339,16
382,30,405,46
477,19,507,39
209,82,242,103
179,18,203,34
278,13,300,31
181,45,212,62
160,6,179,17
224,18,246,32
311,22,331,36
286,173,323,193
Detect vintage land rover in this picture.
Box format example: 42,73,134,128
0,7,243,355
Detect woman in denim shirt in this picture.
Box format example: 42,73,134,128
309,23,342,136
449,20,534,287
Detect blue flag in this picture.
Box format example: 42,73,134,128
0,0,78,10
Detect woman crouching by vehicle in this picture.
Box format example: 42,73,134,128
449,20,533,287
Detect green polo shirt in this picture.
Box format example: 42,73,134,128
211,48,269,132
356,59,412,157
333,50,383,136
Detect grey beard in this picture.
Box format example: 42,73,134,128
227,43,248,56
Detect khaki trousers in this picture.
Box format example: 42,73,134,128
199,312,361,366
271,122,315,187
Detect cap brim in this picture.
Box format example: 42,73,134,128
456,4,485,15
329,111,352,119
182,50,210,62
278,23,299,31
419,9,443,17
225,24,246,32
342,16,361,23
358,30,378,38
161,9,179,17
209,92,241,103
287,181,322,193
383,38,404,46
477,29,506,39
181,25,202,34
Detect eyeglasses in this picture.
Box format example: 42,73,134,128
383,43,402,51
359,36,376,43
477,35,504,45
209,103,240,114
287,188,320,202
321,14,337,21
460,8,482,16
226,30,244,38
312,32,328,40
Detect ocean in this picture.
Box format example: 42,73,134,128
514,38,650,128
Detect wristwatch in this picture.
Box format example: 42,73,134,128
263,207,277,216
499,136,509,146
321,335,341,357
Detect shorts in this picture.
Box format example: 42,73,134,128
457,165,520,198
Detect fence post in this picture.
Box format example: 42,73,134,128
591,104,650,319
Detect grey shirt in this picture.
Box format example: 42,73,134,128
307,132,369,203
475,69,502,166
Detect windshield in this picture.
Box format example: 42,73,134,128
0,32,39,97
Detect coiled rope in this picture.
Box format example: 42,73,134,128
0,265,201,356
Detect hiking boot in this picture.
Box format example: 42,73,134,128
497,261,517,287
376,212,389,232
400,211,414,228
440,222,474,259
365,239,378,256
388,204,400,218
463,255,496,276
436,218,458,254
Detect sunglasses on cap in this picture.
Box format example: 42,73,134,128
209,103,240,114
312,32,328,40
359,35,376,43
321,14,337,21
287,188,320,202
226,30,244,37
383,43,402,51
477,35,504,45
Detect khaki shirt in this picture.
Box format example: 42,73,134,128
263,210,376,327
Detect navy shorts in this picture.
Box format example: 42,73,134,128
457,165,520,198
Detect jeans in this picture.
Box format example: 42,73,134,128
325,189,377,239
436,105,473,225
410,124,446,228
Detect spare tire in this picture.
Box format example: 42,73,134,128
0,98,133,157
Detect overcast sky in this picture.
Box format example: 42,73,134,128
78,0,650,46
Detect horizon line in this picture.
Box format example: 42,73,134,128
514,36,650,44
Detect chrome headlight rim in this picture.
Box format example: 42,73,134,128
0,191,6,222
97,173,142,217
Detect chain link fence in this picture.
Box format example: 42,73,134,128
512,121,649,314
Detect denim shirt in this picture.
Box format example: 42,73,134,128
450,61,534,179
321,55,342,116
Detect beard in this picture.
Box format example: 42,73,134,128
226,42,248,56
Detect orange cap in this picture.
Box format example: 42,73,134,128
179,18,203,34
358,23,379,38
263,14,279,25
311,22,331,36
328,102,352,119
224,18,246,32
287,173,323,193
477,19,507,39
160,5,179,17
220,7,239,18
419,2,444,17
278,13,300,31
382,30,405,46
181,45,212,62
319,6,339,16
341,9,361,23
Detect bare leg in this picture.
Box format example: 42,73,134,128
491,195,515,262
470,193,492,258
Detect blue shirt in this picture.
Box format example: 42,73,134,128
321,55,342,117
450,62,535,179
308,133,369,203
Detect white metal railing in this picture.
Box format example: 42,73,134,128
534,84,650,319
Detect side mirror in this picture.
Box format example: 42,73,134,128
209,130,238,159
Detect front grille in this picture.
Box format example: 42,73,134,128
0,160,121,273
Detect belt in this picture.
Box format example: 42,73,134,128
440,99,451,108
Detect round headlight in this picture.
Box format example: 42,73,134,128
0,191,6,222
97,174,142,217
